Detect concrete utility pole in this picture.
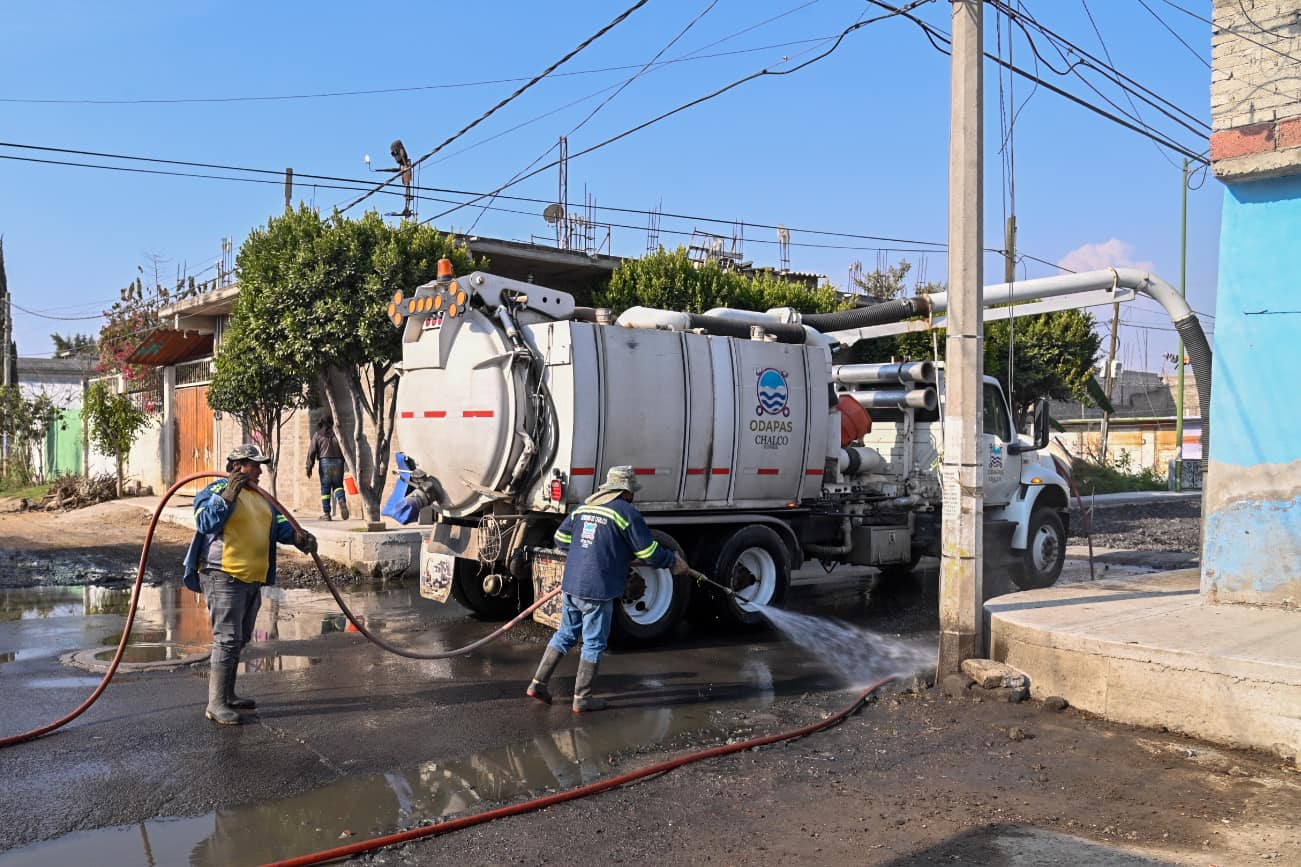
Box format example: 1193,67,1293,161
938,0,985,676
284,167,294,212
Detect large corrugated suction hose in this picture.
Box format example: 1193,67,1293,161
801,296,930,332
1174,313,1213,471
0,472,559,749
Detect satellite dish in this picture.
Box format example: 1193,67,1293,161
543,203,565,224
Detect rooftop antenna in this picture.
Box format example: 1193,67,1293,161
777,225,791,273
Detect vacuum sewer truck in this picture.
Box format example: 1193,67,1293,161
383,265,1071,644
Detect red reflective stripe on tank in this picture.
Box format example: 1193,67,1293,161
424,410,446,418
400,411,414,419
686,468,706,475
462,410,494,418
711,468,731,475
757,468,780,476
571,467,597,475
805,468,824,476
633,468,656,476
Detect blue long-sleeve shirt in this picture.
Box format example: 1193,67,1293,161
554,497,676,600
182,478,297,593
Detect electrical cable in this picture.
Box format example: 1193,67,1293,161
0,472,563,749
422,0,939,224
10,301,106,321
0,141,952,250
336,0,654,215
865,1,1208,163
1135,0,1211,69
467,0,721,234
0,38,841,106
1080,0,1182,168
262,675,897,867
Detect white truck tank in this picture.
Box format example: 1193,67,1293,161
395,307,832,517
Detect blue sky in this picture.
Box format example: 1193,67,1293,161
1,0,1217,372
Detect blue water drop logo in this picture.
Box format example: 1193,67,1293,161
756,368,790,417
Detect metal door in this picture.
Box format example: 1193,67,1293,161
175,385,215,495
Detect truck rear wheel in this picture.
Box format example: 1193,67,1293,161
451,561,530,621
1009,507,1067,590
703,525,790,626
612,531,690,646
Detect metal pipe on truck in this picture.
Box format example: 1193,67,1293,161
833,361,935,386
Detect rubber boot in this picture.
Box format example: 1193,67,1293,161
339,498,350,521
572,658,607,713
205,662,242,725
226,663,256,710
526,647,563,705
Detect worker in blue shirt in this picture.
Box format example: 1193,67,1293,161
526,466,690,712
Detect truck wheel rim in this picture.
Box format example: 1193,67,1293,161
1031,525,1059,573
625,566,674,626
733,548,778,610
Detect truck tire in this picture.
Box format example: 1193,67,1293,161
1009,507,1067,590
451,560,530,621
612,531,690,646
704,525,790,626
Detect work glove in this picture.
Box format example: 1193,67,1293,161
294,529,318,554
671,553,690,576
221,470,250,504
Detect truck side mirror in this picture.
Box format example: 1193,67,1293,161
1029,398,1050,451
1008,398,1050,454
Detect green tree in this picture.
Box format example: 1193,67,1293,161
84,380,151,496
231,206,474,521
0,387,65,484
50,333,97,358
596,247,845,315
207,322,305,497
837,265,1103,427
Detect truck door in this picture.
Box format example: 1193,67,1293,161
982,381,1021,506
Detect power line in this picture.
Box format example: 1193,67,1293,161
0,142,950,248
423,1,939,224
11,300,106,321
1135,0,1211,69
867,1,1208,163
0,39,839,106
466,0,722,234
336,0,653,215
1158,0,1301,66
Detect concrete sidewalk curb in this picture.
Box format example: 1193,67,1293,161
988,570,1301,760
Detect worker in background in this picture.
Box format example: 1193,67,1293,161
183,444,317,725
306,414,350,521
527,466,691,712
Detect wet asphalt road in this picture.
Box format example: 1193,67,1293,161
0,570,934,866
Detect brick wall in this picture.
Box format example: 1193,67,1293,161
1211,0,1301,180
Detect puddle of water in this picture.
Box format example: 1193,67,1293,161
239,654,317,673
3,582,444,667
92,644,208,665
22,676,107,690
0,704,740,867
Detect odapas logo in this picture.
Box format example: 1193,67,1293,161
755,368,791,417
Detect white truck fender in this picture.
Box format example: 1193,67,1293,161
989,458,1072,550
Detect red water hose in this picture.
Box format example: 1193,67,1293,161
263,675,896,867
0,471,558,748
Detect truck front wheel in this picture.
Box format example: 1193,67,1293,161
1010,507,1067,590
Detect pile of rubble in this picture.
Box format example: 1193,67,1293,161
30,474,152,511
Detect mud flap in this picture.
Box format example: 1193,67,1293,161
530,548,566,629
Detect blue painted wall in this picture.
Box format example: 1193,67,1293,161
1202,175,1301,607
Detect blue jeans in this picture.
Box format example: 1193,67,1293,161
200,569,262,669
317,457,346,516
548,594,614,663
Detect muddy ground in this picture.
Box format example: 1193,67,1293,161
0,500,357,590
7,495,1292,867
1071,498,1203,554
